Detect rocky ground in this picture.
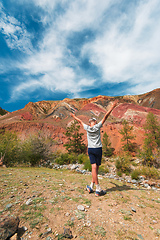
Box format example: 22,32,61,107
0,166,160,240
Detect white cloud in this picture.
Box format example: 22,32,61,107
82,0,160,94
57,0,113,32
1,0,160,102
9,79,42,102
0,4,33,53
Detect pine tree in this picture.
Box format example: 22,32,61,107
144,112,160,147
119,119,135,152
64,121,86,154
142,112,160,166
102,132,114,157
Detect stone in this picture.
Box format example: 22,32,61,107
109,174,115,179
0,215,20,240
131,207,136,213
10,233,17,240
152,220,158,224
137,234,144,239
42,228,52,238
77,205,85,211
46,237,52,240
70,164,78,170
5,203,13,210
157,229,160,235
131,179,137,184
22,226,28,231
63,227,73,239
25,198,32,205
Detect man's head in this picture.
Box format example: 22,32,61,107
89,117,97,126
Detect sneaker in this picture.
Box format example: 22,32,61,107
95,190,106,197
86,185,94,193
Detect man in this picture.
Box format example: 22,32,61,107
71,100,118,196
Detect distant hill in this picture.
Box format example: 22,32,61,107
123,88,160,109
0,88,160,153
0,107,8,116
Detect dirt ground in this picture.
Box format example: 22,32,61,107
0,167,160,240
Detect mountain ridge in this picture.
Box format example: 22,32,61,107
0,88,160,153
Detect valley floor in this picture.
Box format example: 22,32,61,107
0,167,160,240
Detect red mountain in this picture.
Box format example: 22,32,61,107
0,88,160,153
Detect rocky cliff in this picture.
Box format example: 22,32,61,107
0,88,160,153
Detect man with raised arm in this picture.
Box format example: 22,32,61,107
71,100,118,196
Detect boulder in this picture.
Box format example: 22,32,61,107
0,215,20,240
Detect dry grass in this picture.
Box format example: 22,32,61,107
0,167,160,239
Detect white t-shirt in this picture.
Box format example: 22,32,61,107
83,121,103,148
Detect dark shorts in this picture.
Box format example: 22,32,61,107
88,147,102,166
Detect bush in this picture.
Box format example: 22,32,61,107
98,165,109,175
0,130,55,167
140,148,160,168
0,131,21,167
140,166,160,179
83,157,91,171
131,169,141,180
77,153,88,164
131,167,160,180
21,134,53,166
115,155,131,176
55,153,77,165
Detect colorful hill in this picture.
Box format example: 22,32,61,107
0,88,160,153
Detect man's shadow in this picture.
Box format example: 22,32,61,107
105,182,134,193
104,181,144,195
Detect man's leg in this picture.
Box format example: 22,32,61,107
91,163,99,185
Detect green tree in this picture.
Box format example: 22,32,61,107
64,121,86,155
142,112,160,167
0,107,7,115
21,133,53,166
102,132,114,157
0,130,21,166
119,119,135,152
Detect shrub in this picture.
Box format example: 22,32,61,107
131,169,141,180
140,166,160,179
98,165,109,175
131,166,160,180
77,153,88,164
21,134,53,166
0,130,21,167
115,155,131,176
83,157,91,172
55,153,77,165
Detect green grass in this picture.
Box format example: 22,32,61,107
65,220,74,227
95,226,106,237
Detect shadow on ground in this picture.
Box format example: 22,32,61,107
105,182,145,193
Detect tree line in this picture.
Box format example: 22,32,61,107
0,112,160,170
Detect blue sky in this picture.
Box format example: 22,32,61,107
0,0,160,112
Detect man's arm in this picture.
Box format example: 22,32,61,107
101,100,119,125
70,113,84,126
